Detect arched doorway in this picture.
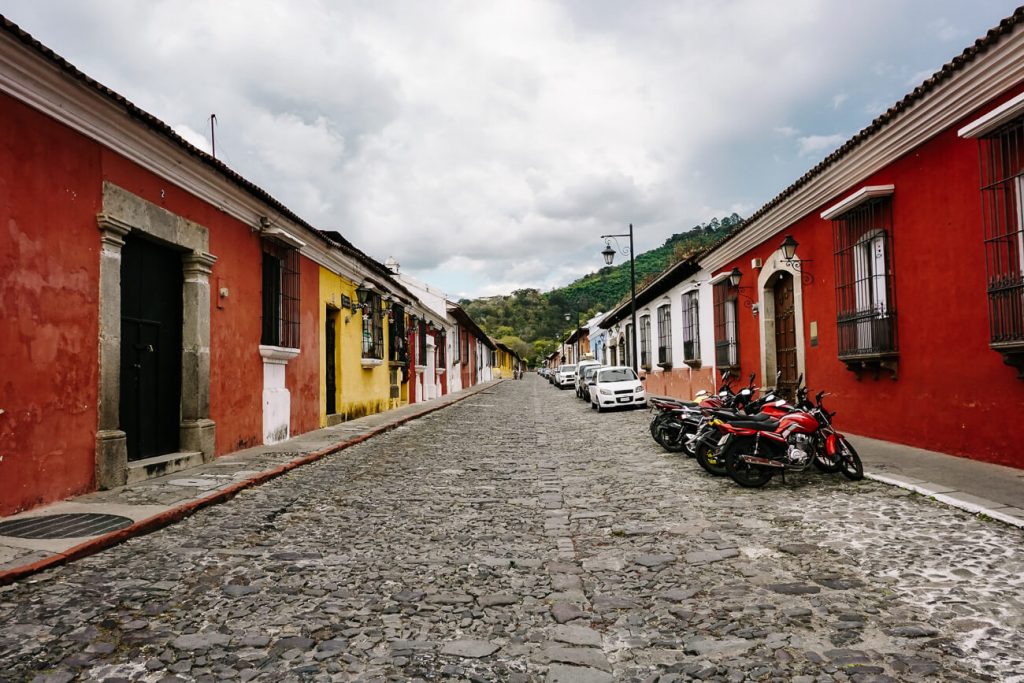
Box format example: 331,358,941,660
773,270,798,398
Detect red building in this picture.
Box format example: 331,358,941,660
448,304,494,390
688,9,1024,467
0,17,417,515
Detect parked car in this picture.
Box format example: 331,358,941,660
555,364,577,389
588,366,646,411
576,361,602,399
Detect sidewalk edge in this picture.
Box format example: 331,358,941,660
0,381,500,586
865,472,1024,530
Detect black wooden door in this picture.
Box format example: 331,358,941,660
774,271,798,399
120,234,182,461
325,308,337,415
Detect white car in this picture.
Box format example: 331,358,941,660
589,366,646,411
555,364,577,389
575,360,602,399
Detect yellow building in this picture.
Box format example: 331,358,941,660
492,341,519,379
319,269,408,426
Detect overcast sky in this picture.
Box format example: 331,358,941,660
3,1,1019,298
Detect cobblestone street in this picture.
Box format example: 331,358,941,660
2,377,1023,682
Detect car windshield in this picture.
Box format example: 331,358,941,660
561,365,576,372
598,368,637,382
583,367,598,379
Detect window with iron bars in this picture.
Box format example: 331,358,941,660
831,197,897,358
261,240,300,348
657,304,672,366
976,116,1024,351
389,305,408,363
436,330,446,368
418,320,428,365
681,290,701,365
452,323,460,363
639,315,652,369
713,281,738,368
361,292,384,359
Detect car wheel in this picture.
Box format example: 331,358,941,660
590,401,596,410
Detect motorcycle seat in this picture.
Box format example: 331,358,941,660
727,418,781,430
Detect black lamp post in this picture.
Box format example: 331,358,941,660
601,223,638,374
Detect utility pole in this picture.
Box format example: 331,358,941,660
210,114,217,159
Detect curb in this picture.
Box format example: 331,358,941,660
0,381,500,586
865,472,1024,530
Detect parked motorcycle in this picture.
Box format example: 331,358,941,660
714,389,863,487
647,369,747,456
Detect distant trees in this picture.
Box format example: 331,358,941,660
462,214,743,366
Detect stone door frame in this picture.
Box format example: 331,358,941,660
95,182,217,489
756,251,807,389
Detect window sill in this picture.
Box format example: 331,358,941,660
435,368,446,375
683,358,702,369
259,345,300,364
990,341,1024,379
414,364,428,372
657,362,672,370
361,358,384,369
839,351,898,380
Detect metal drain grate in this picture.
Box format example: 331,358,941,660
0,513,134,539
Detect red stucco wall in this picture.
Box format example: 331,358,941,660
0,93,103,515
1,90,328,514
717,100,1024,467
643,366,716,401
287,256,321,437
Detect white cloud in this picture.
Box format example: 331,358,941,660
1,0,1016,296
929,17,966,42
797,134,846,157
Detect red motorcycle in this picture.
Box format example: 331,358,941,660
712,390,863,487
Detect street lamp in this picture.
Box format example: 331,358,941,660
600,223,638,374
778,234,814,283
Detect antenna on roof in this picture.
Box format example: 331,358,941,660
210,114,217,159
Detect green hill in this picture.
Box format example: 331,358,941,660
461,214,743,365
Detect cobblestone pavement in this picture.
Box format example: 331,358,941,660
1,377,1022,682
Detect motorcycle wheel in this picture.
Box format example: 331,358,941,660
837,437,864,481
696,443,728,477
649,412,669,439
655,423,688,453
813,452,842,473
724,444,775,488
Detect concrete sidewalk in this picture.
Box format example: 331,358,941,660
2,382,1022,586
849,432,1024,528
0,380,504,585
